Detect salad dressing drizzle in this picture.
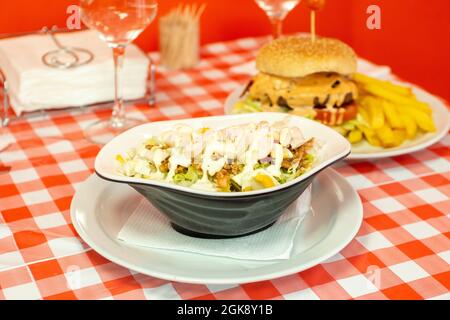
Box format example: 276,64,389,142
117,120,315,192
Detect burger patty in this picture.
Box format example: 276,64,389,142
248,72,359,110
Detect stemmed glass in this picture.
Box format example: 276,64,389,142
255,0,301,39
80,0,158,144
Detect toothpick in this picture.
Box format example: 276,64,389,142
195,4,206,22
174,4,182,22
183,4,190,21
311,10,316,42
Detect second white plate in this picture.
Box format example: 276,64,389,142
71,169,363,285
224,84,449,160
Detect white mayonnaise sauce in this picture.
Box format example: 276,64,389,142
117,118,313,191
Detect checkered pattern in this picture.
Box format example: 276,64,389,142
0,37,449,300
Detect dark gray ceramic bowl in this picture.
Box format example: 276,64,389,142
94,113,351,238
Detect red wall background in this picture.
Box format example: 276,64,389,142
0,0,449,100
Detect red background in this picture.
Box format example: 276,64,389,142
0,0,449,100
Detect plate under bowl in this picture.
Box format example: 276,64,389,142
70,169,363,284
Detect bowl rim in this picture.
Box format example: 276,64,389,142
95,153,347,199
94,113,352,198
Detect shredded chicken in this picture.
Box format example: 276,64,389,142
215,169,230,190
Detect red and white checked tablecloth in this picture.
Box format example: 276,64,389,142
0,37,449,300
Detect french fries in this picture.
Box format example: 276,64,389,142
340,73,436,148
399,114,417,139
353,73,412,97
364,84,432,114
360,96,385,129
357,106,370,124
382,101,404,129
375,125,395,147
399,106,436,132
348,129,363,144
392,129,407,147
356,123,381,147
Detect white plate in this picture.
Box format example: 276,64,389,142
224,84,450,160
71,169,363,285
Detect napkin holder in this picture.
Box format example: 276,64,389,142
0,67,9,127
0,30,157,128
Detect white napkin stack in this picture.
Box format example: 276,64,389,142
118,186,312,261
0,30,149,115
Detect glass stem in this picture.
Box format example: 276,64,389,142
111,46,126,129
271,17,283,39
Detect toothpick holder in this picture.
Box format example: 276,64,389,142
159,9,201,70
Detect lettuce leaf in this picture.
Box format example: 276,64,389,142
233,98,263,113
173,166,200,187
275,154,315,184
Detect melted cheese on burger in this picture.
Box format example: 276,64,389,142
248,72,358,111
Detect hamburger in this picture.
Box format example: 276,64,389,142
239,36,359,127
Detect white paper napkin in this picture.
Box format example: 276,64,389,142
118,186,312,261
0,30,149,115
229,58,391,79
357,58,391,79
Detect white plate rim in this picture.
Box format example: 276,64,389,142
70,168,363,285
224,84,450,160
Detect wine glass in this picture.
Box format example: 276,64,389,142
80,0,158,145
255,0,301,39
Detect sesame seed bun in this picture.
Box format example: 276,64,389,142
256,36,357,78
